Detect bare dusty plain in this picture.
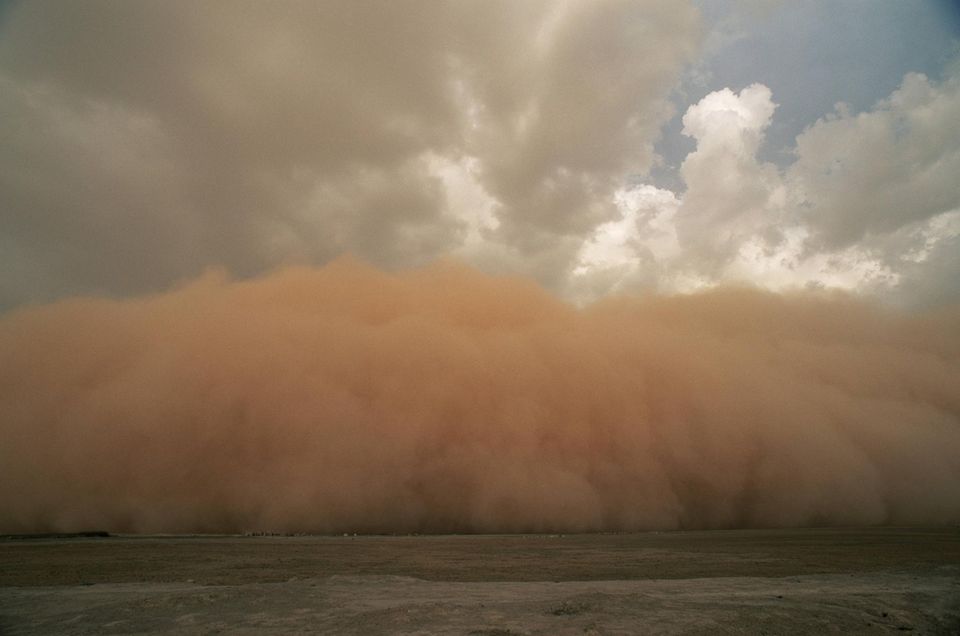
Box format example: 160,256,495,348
1,527,959,635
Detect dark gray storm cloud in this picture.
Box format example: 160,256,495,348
0,0,699,309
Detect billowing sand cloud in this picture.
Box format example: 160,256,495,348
1,260,957,533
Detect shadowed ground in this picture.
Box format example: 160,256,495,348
1,527,958,634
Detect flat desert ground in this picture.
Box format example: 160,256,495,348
1,527,959,634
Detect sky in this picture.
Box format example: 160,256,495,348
1,0,958,311
1,1,960,534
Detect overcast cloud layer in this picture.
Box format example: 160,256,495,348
0,0,957,309
0,0,699,307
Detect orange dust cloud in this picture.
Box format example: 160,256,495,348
1,259,958,533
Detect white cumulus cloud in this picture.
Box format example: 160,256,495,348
575,68,960,306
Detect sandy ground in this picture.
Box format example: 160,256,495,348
1,528,958,634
